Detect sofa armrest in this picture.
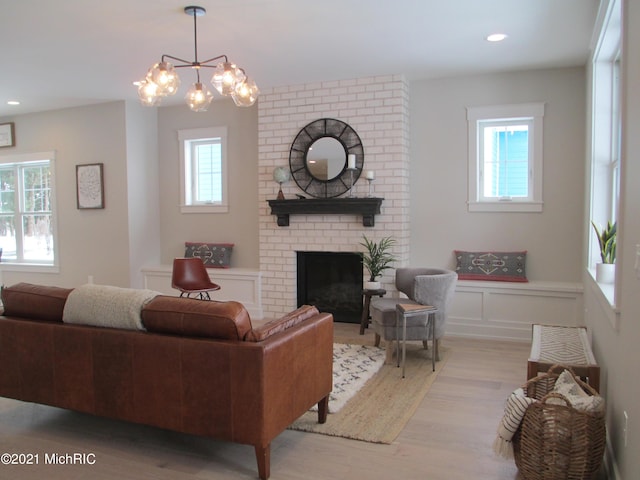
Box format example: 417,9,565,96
244,305,319,342
232,312,334,442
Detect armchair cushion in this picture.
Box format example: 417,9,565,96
370,268,457,341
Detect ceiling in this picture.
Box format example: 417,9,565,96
0,0,599,117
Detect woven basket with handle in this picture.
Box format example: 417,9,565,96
512,365,606,480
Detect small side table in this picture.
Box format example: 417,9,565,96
360,288,386,335
396,303,438,378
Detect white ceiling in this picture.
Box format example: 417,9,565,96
0,0,599,117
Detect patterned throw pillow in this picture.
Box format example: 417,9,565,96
185,242,234,268
454,250,528,282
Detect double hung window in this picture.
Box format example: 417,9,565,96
0,152,57,267
589,0,621,309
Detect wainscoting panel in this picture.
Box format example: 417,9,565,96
446,280,584,342
141,266,263,319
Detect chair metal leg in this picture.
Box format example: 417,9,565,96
402,311,407,378
430,312,435,372
395,310,400,368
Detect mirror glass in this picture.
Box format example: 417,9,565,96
305,137,346,181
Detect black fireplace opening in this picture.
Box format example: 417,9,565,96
297,251,363,323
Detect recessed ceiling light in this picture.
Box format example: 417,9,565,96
7,100,20,105
486,33,508,42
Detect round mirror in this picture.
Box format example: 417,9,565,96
289,118,364,198
306,137,346,181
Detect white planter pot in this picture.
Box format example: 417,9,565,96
364,281,381,291
596,263,615,284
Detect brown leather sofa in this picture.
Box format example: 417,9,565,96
0,283,334,480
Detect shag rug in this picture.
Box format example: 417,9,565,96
289,341,450,444
315,343,386,414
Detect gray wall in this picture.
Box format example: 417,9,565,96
0,101,159,288
156,98,259,268
409,67,586,281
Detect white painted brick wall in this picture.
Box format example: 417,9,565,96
258,75,410,318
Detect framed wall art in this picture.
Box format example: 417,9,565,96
76,163,105,209
0,122,15,148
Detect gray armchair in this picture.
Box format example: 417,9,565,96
370,268,457,362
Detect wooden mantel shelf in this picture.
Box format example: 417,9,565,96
267,197,384,227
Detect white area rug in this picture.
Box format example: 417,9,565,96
318,343,386,413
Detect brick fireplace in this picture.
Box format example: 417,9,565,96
257,75,411,319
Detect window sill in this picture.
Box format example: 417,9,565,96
586,267,619,330
180,204,229,214
0,263,59,275
467,201,543,213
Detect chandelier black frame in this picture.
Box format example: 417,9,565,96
136,5,258,111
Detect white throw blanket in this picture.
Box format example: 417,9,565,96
493,387,535,459
63,284,160,331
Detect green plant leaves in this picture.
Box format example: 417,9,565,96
359,235,397,281
591,220,617,264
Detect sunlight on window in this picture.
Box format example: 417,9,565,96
482,124,529,198
0,157,55,265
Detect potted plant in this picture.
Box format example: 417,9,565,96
360,235,396,290
591,220,616,283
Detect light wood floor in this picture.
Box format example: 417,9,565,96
0,323,531,480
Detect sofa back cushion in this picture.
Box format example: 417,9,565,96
245,305,319,342
1,282,73,322
141,296,252,340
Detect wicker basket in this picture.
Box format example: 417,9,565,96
513,366,606,480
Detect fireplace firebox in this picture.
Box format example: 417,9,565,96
296,251,363,323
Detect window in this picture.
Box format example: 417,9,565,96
0,152,58,268
179,127,228,213
467,103,545,212
589,0,621,308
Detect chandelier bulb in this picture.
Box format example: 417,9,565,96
137,79,161,106
231,77,259,107
185,82,214,112
212,62,246,96
147,61,180,97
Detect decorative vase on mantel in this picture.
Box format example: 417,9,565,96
596,263,615,284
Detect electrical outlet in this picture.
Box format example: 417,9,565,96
624,411,629,447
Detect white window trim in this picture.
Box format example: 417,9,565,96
587,0,622,321
178,126,228,214
0,151,59,272
467,102,545,212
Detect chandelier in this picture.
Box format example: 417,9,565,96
135,5,259,111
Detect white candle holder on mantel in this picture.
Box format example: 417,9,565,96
347,154,357,198
365,170,375,197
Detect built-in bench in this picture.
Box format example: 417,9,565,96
446,280,584,341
